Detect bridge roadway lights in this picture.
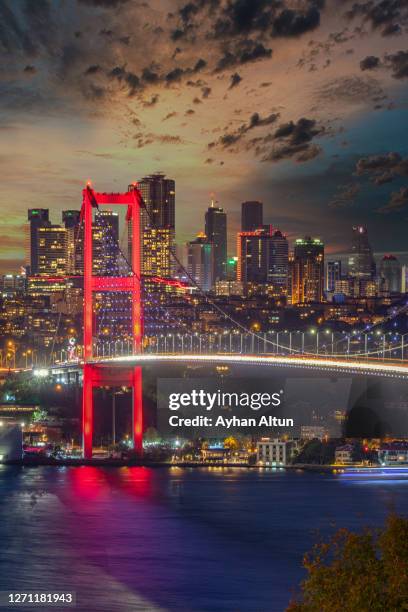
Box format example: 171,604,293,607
82,364,143,460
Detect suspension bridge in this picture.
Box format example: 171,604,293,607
36,185,408,458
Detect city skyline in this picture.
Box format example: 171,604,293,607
0,1,408,274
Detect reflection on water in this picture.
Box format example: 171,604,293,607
0,466,408,612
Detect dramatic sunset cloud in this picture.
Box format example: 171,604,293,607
0,0,408,271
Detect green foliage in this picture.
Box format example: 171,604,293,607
287,513,408,612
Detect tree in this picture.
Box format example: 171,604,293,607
287,513,408,612
223,435,240,451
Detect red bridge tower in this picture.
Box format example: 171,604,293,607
81,185,143,459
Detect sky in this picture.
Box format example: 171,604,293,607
0,0,408,273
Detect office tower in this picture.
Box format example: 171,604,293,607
93,210,119,275
326,260,342,292
268,230,289,293
62,211,81,275
292,236,324,304
241,201,263,231
37,225,67,276
237,227,271,284
187,233,214,292
402,265,408,293
128,173,175,276
142,227,173,277
27,209,50,274
348,226,375,280
380,255,401,293
205,199,227,281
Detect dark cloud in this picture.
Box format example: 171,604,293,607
384,50,408,79
108,66,141,95
328,183,360,208
272,7,320,37
378,187,408,213
141,67,160,83
345,0,408,36
173,0,323,44
162,111,178,121
185,108,195,115
261,117,325,163
229,72,242,88
215,40,272,72
202,86,211,98
356,152,408,183
360,55,380,71
84,64,101,75
23,65,36,74
209,111,280,151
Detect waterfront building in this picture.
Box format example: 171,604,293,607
378,442,408,465
257,438,295,466
335,444,354,464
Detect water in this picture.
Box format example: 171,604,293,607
0,466,408,612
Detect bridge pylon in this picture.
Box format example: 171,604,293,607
81,185,143,459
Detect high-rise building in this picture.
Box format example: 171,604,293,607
380,255,401,294
241,201,263,232
292,237,324,304
348,226,375,280
187,233,213,292
37,225,67,276
326,260,342,292
93,210,119,275
62,211,81,275
27,209,50,274
237,228,270,285
142,227,173,277
268,230,289,294
128,173,176,276
205,199,227,281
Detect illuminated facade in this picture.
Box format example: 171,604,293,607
292,237,324,304
27,209,50,274
37,226,67,276
142,227,173,277
205,199,227,281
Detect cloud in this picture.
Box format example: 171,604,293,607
215,40,272,72
384,50,408,79
143,94,159,107
272,6,321,37
345,0,408,36
209,111,280,149
378,187,408,213
262,117,325,163
162,111,177,121
356,152,408,183
360,55,380,71
328,183,360,208
229,72,242,89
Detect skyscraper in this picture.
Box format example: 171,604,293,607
128,173,175,276
268,230,289,294
27,209,50,274
380,255,401,294
37,225,67,276
237,227,271,285
187,233,213,292
241,201,263,232
62,210,81,275
292,237,324,304
348,226,375,280
205,199,227,281
326,260,342,292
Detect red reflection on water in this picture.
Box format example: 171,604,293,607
67,466,109,501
